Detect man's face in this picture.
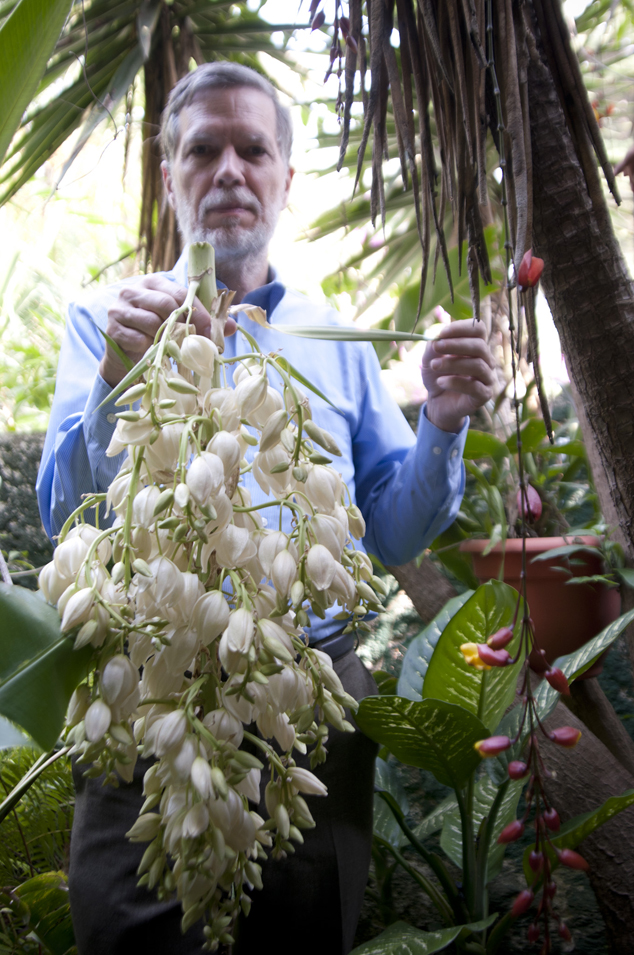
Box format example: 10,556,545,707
163,86,293,268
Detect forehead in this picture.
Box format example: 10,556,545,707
175,86,280,153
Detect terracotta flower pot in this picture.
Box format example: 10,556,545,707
459,537,621,678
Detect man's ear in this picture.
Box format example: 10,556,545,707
282,165,295,209
161,160,176,210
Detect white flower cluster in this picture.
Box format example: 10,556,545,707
38,245,387,951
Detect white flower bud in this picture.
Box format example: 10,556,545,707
258,618,294,656
126,812,162,842
154,709,188,756
208,431,241,477
147,556,183,608
249,384,284,428
183,803,210,838
347,504,366,539
193,590,230,644
186,453,224,504
305,466,342,513
101,654,138,708
306,544,336,591
287,766,328,797
330,564,357,605
39,561,69,604
311,514,346,558
67,684,90,727
235,768,261,804
257,708,295,751
225,608,255,655
132,486,161,527
180,334,218,377
71,525,112,565
271,549,297,597
214,524,256,568
203,388,240,432
166,736,197,782
259,408,288,454
172,484,188,511
61,587,95,632
145,422,183,473
105,470,131,515
202,708,244,748
85,699,111,742
235,373,268,418
54,537,88,580
190,756,214,800
258,531,290,577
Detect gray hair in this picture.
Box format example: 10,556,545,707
160,62,293,165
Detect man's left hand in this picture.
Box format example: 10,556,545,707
421,319,495,433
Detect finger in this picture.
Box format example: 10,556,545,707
435,318,487,341
189,298,212,338
119,284,185,321
135,274,189,304
430,355,495,385
431,336,495,367
225,317,237,337
109,304,166,340
435,375,493,403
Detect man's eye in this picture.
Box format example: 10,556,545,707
247,146,266,157
192,145,210,156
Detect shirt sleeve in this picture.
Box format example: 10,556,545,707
36,299,125,541
353,344,467,567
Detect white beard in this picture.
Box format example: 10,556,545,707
172,185,279,269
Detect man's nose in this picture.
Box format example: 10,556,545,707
213,146,245,187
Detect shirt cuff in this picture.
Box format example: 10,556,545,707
83,374,119,450
415,402,468,472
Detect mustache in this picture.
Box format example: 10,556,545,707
199,189,261,217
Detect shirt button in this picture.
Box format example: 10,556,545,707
451,448,459,459
107,413,116,424
433,446,442,455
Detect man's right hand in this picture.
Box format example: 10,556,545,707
99,274,236,387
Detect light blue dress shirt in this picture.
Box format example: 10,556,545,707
37,251,467,642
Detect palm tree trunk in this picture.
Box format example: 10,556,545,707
527,24,634,559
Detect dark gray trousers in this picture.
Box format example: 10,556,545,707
69,650,378,955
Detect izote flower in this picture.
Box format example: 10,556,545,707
40,243,386,951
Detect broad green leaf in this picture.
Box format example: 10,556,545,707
506,417,547,454
14,871,75,955
0,585,92,750
530,543,599,563
374,756,409,848
397,591,474,701
440,777,523,879
374,671,398,695
463,430,509,461
533,607,634,723
616,567,634,588
522,788,634,884
423,582,525,732
356,696,487,789
350,916,498,955
412,794,458,842
0,0,72,164
540,440,586,457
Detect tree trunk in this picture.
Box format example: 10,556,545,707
527,18,634,560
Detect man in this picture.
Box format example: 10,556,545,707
38,62,495,955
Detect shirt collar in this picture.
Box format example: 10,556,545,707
170,248,285,321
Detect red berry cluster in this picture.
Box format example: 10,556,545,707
473,598,587,951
